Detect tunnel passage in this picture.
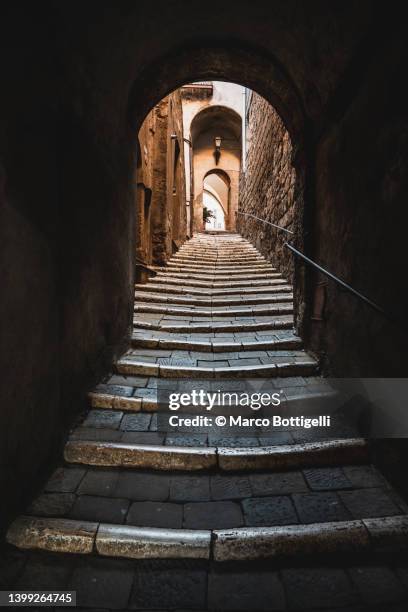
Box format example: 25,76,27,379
1,1,408,532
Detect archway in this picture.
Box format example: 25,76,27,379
203,169,231,231
189,104,242,232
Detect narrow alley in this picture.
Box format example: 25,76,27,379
2,3,408,610
5,233,408,610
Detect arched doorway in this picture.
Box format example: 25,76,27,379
189,104,242,232
203,169,231,231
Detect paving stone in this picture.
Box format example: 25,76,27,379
258,432,294,445
77,469,119,496
107,375,148,387
95,383,134,396
292,492,351,524
208,571,286,610
44,467,86,493
69,427,124,442
210,474,252,500
170,475,210,502
15,556,72,590
349,566,407,605
0,550,26,589
121,431,165,445
339,488,401,518
115,472,169,501
120,413,152,431
242,496,298,526
342,464,386,488
28,493,76,517
250,471,308,496
165,433,208,446
281,567,358,609
183,501,244,529
70,495,129,523
69,557,134,609
82,410,123,429
303,467,352,491
129,568,207,609
126,501,183,528
208,434,260,447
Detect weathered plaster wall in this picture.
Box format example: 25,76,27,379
238,93,296,281
136,90,187,268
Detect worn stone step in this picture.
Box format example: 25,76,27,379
170,254,266,262
170,258,266,266
155,265,276,274
6,516,211,559
212,515,408,561
153,272,283,283
148,276,286,289
132,316,294,333
135,283,293,296
63,439,368,471
175,253,261,260
134,303,293,317
115,353,316,378
134,292,293,308
130,334,302,352
87,381,336,413
8,513,408,561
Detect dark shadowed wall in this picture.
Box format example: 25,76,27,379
1,0,407,531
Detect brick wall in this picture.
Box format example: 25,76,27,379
238,93,296,281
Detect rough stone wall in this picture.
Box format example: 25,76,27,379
238,93,296,281
309,34,408,377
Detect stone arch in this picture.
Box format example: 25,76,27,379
203,168,231,231
189,105,242,232
128,42,305,148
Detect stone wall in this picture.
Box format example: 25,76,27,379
138,90,187,267
238,93,296,281
308,34,408,377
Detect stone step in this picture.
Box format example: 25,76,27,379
116,348,317,379
63,438,368,471
155,265,276,274
170,256,266,264
178,249,259,256
114,361,317,379
7,512,408,561
132,316,294,333
135,283,293,296
171,252,265,259
134,303,293,317
134,292,293,307
130,333,302,352
87,383,336,413
153,272,284,282
147,277,289,289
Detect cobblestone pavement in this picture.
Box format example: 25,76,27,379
3,233,408,610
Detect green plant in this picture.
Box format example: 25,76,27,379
203,206,215,224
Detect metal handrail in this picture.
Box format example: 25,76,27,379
237,211,294,235
236,210,389,320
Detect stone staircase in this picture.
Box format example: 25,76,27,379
5,232,408,610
